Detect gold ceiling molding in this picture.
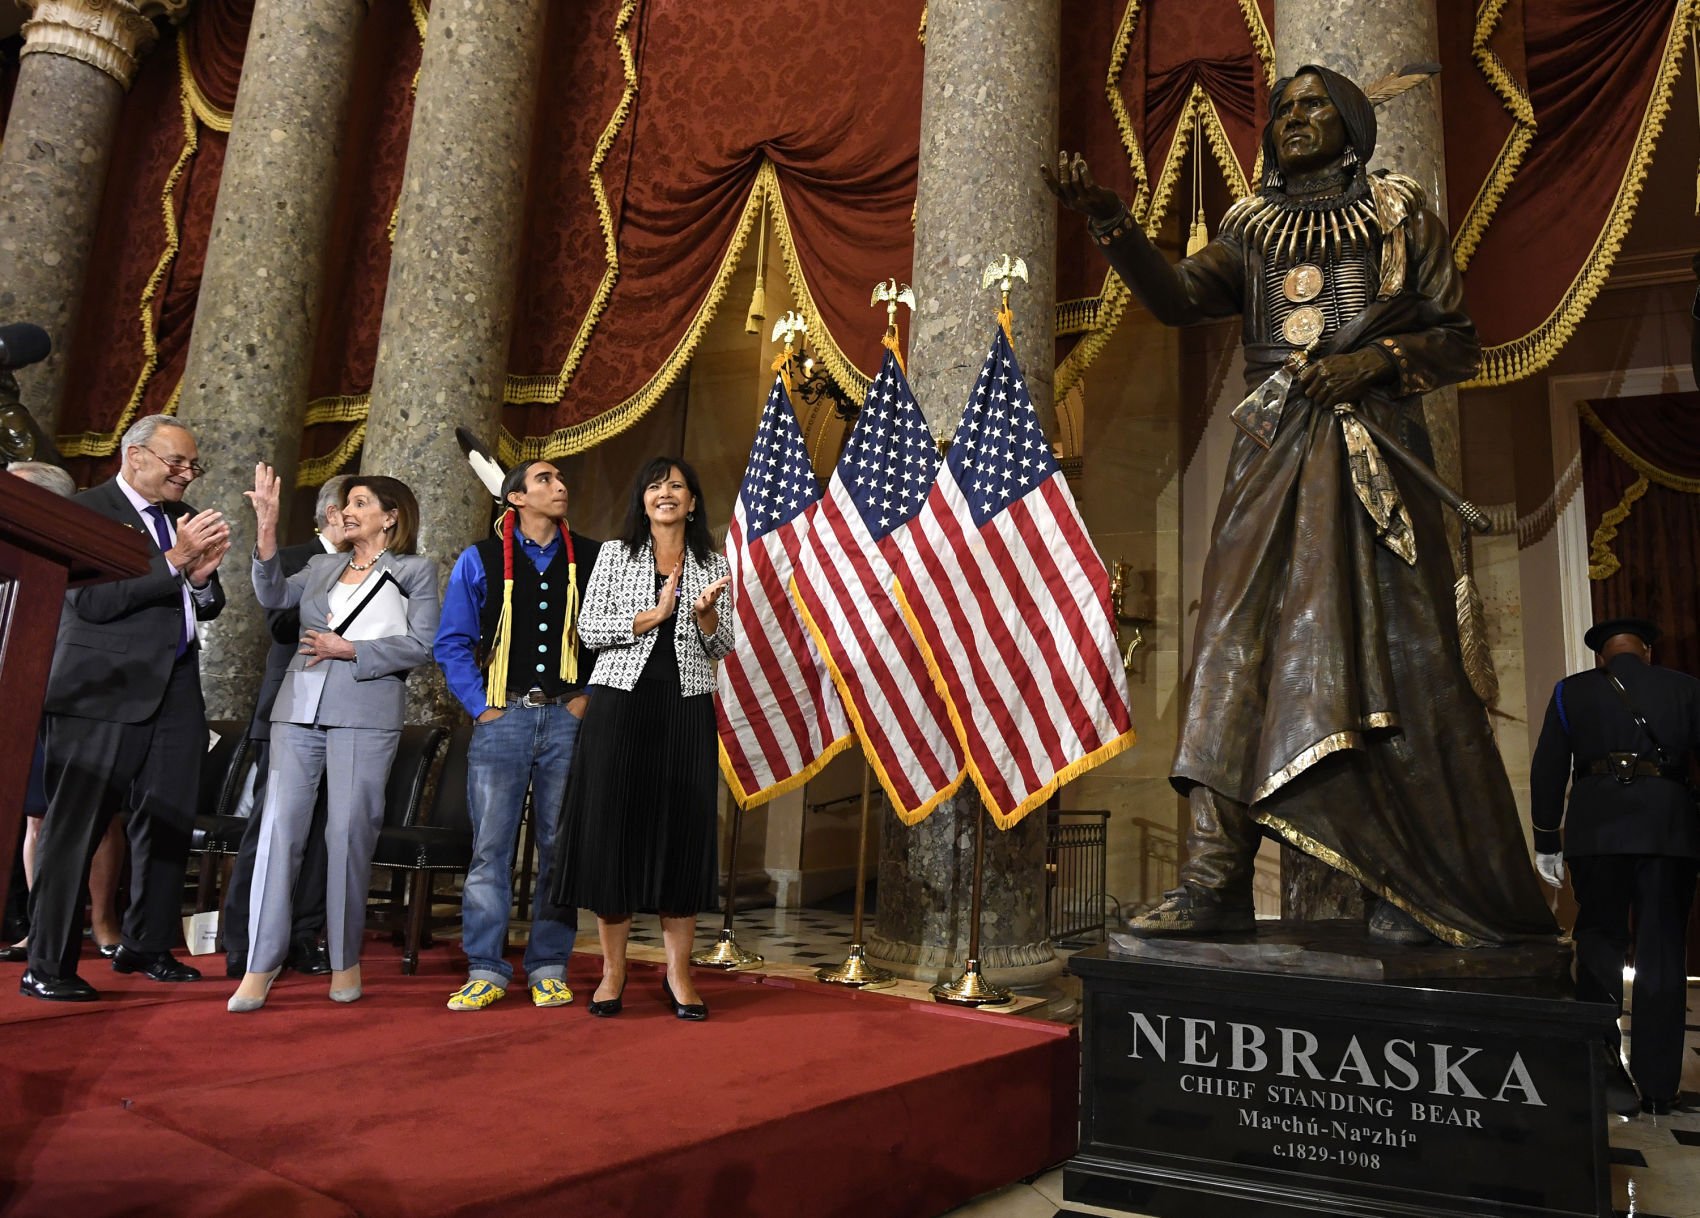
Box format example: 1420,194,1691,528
1466,0,1698,388
1452,0,1536,270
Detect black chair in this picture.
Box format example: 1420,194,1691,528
369,723,458,973
191,720,254,913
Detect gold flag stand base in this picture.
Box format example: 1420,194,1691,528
816,942,895,989
930,958,1013,1007
691,927,764,970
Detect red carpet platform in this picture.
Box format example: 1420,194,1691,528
0,944,1077,1217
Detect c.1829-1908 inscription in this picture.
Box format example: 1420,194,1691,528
1128,1009,1546,1175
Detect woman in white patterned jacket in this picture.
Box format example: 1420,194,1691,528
550,456,732,1020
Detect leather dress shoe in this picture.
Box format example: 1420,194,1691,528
226,954,246,980
587,982,625,1018
287,941,331,976
110,946,201,983
96,943,120,960
662,977,708,1021
19,968,99,1002
0,944,28,963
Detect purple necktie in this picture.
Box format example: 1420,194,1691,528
144,504,190,658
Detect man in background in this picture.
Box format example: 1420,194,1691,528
1532,617,1700,1115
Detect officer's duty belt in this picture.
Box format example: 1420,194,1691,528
1575,753,1687,784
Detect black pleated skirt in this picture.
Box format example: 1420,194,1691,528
550,640,720,917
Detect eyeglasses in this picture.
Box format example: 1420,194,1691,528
137,446,207,478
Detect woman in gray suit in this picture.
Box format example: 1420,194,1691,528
229,463,440,1012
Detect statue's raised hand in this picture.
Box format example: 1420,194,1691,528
1040,151,1125,224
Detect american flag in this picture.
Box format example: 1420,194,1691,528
791,349,967,824
888,325,1135,828
717,374,853,806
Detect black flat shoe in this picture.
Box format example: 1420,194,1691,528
662,977,707,1021
19,968,99,1002
96,943,120,960
0,945,27,963
587,982,625,1018
111,946,201,983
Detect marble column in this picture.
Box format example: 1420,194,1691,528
0,0,186,434
1273,0,1458,920
172,0,367,722
866,0,1063,990
360,0,546,723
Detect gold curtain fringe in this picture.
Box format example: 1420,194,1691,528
494,165,774,465
1106,0,1153,220
763,162,874,404
1236,0,1277,87
1055,272,1131,401
59,33,201,460
504,0,640,407
180,36,233,132
303,394,371,427
1587,473,1649,580
1452,0,1537,269
1467,0,1698,388
1579,400,1700,493
295,421,366,488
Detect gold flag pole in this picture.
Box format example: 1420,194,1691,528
930,795,1012,1006
693,795,764,970
695,319,812,974
931,257,1028,1008
817,282,916,989
815,758,895,988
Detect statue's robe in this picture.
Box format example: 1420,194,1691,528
1102,173,1556,946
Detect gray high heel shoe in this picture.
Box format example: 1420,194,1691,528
328,965,361,1003
227,969,279,1013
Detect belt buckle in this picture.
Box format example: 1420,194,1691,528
520,688,547,709
1609,753,1638,784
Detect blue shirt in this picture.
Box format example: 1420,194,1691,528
434,528,565,720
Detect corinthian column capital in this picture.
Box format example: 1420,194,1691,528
19,0,192,90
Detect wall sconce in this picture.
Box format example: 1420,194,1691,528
1107,559,1155,674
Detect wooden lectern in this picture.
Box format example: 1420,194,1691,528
0,474,150,915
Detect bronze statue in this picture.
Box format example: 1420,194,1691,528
1045,65,1556,947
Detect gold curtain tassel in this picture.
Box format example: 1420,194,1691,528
1186,215,1209,257
746,192,770,334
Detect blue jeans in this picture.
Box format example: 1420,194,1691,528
462,702,580,985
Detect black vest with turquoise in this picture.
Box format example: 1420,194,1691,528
474,529,601,697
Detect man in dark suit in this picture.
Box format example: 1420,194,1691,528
220,475,350,979
20,415,231,1001
1531,617,1700,1115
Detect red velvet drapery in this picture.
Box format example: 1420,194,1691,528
33,0,1700,482
1582,393,1700,680
55,1,252,482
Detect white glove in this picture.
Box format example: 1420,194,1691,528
1535,852,1564,889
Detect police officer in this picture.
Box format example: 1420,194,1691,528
1531,617,1700,1115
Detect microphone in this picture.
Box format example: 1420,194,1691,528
0,323,51,370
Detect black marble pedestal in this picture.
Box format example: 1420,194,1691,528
1058,933,1619,1218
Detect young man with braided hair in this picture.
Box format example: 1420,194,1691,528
434,460,600,1010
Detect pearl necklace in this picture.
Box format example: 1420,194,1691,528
348,546,387,572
